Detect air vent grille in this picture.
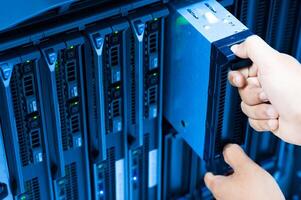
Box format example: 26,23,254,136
239,0,248,24
90,53,98,119
66,61,76,82
269,0,281,46
105,147,116,199
30,129,41,148
71,114,80,133
130,35,136,124
55,60,69,151
254,0,269,38
148,32,158,53
281,0,299,53
11,65,30,166
215,67,228,154
110,46,119,66
23,74,34,96
148,86,157,105
112,99,121,117
65,162,79,200
25,177,40,200
232,98,246,143
142,134,150,198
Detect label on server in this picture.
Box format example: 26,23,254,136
115,159,125,200
148,149,158,188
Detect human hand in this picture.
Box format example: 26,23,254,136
228,35,301,145
204,144,285,200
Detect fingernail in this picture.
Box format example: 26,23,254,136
259,92,268,101
267,108,278,118
231,45,238,54
268,120,278,131
234,76,241,86
205,172,215,181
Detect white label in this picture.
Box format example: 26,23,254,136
115,159,125,200
148,149,158,188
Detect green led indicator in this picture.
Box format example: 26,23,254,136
70,45,74,49
20,195,26,200
153,73,158,76
154,18,158,21
55,61,60,71
116,86,120,90
114,31,119,34
26,60,30,63
33,116,38,120
176,16,189,26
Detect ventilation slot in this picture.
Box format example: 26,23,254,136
232,99,246,144
25,177,41,200
148,32,158,53
30,129,41,148
65,162,79,200
281,0,299,53
254,0,269,38
130,35,136,124
239,0,248,24
55,62,68,151
214,67,228,155
105,147,116,199
71,115,80,133
148,86,157,105
11,66,30,166
66,61,76,82
91,59,98,120
23,74,34,97
112,99,121,117
269,0,281,46
110,46,119,67
142,134,150,198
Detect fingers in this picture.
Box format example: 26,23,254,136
228,71,247,88
230,35,279,70
223,144,252,171
249,119,279,132
228,64,258,88
238,78,268,105
241,102,278,120
204,172,232,199
229,69,269,106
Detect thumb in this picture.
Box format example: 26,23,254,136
223,144,254,172
231,35,279,71
204,172,231,199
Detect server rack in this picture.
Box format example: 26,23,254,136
0,0,300,199
39,34,91,200
126,6,168,200
0,49,54,199
85,19,129,200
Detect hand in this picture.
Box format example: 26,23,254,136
228,35,301,145
204,144,285,200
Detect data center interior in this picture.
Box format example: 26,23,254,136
0,0,300,199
